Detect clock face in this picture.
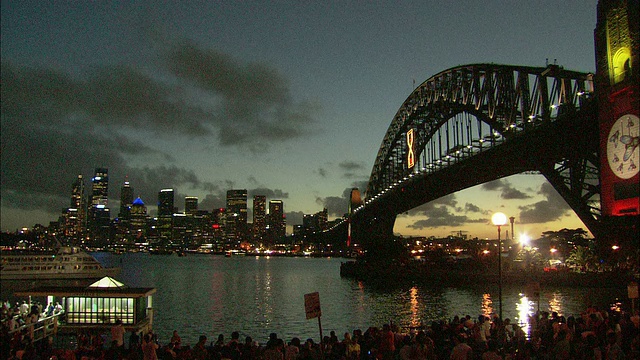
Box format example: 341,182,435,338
607,114,639,179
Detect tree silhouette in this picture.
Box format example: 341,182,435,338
565,245,597,272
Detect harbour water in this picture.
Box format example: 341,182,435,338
1,252,628,347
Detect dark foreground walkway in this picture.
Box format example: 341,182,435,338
2,304,639,360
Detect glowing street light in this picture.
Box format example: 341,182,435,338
492,212,508,320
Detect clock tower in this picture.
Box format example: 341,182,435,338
595,0,639,227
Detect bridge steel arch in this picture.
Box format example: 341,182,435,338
351,64,601,243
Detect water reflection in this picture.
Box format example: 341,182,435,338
548,292,563,316
481,293,493,318
516,295,535,336
2,254,630,346
409,287,419,329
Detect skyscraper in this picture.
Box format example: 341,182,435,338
268,200,285,243
91,168,109,207
116,179,134,243
226,189,247,242
317,208,328,231
157,189,175,241
130,197,148,239
158,189,175,216
71,175,85,210
119,179,133,219
211,207,226,243
253,195,267,243
67,174,86,239
185,196,198,215
89,168,110,244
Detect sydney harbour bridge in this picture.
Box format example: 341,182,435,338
315,63,637,247
312,1,639,248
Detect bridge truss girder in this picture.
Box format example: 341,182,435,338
356,64,603,239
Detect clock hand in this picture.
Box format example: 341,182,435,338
620,135,639,162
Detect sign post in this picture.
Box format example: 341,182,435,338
304,292,324,359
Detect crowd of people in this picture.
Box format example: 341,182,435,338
1,302,639,360
1,301,63,331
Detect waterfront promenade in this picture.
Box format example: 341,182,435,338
2,254,637,359
1,303,639,360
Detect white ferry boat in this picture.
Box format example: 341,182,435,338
0,246,120,280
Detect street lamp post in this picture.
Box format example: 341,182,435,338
492,212,508,320
509,216,515,242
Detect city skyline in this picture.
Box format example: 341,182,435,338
1,1,598,239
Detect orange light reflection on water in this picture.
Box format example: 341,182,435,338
410,287,420,329
482,293,493,317
549,292,564,316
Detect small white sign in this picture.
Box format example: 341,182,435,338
304,292,321,319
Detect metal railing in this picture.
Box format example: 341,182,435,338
6,312,63,343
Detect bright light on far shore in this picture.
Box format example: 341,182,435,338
520,234,531,247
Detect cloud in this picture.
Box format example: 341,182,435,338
316,196,348,217
1,41,322,228
85,65,210,135
1,61,208,137
481,179,531,200
464,202,487,214
407,206,470,229
285,211,305,226
166,41,321,149
338,161,367,179
248,188,289,200
198,193,227,212
501,187,531,200
0,70,226,219
316,167,328,177
517,182,571,224
408,194,459,215
402,194,487,229
247,177,259,186
481,179,506,191
338,161,365,171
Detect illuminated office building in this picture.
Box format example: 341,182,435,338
116,179,134,243
268,200,285,243
64,175,86,240
89,168,110,244
91,168,109,207
119,179,133,219
157,189,175,241
158,189,175,216
226,190,247,243
130,197,148,239
253,195,267,243
185,196,198,215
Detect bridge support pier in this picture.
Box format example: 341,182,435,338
351,213,396,252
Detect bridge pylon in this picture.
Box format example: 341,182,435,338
594,0,639,244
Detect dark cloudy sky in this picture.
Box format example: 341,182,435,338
1,0,598,239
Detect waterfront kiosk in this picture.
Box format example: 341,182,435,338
14,276,156,336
